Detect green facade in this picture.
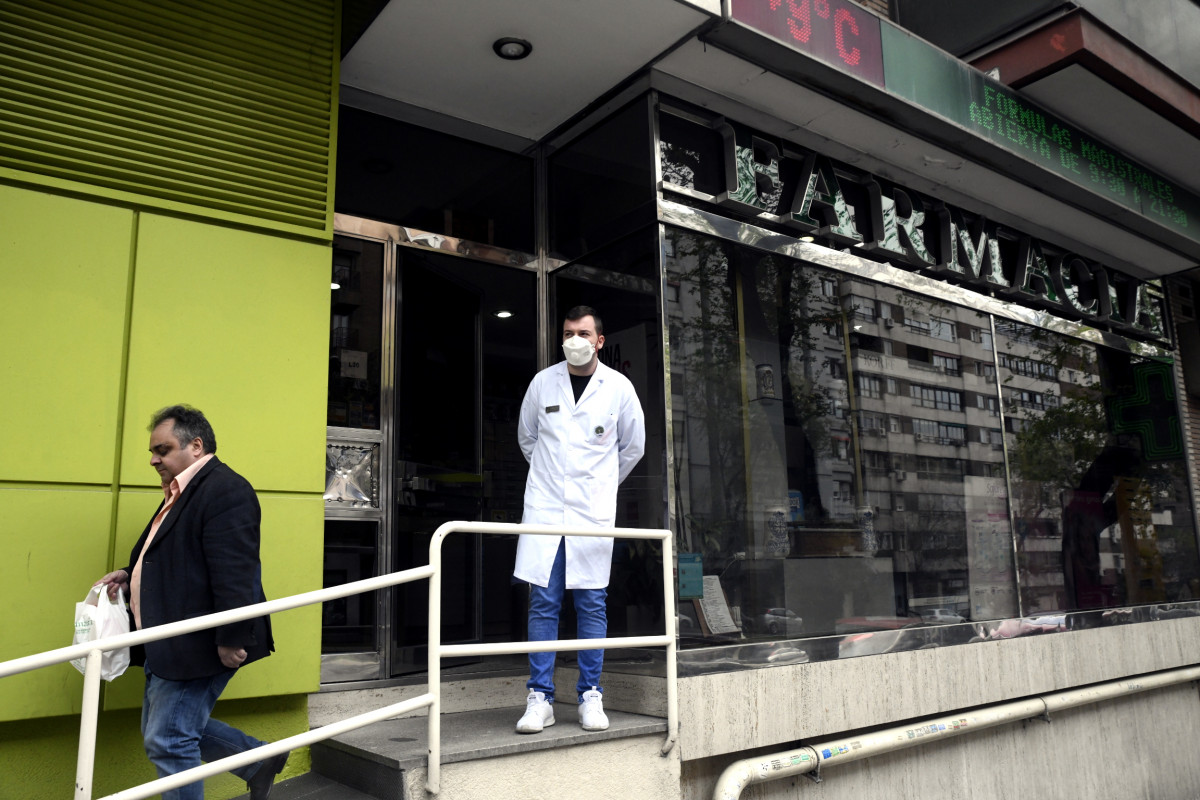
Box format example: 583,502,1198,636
0,1,338,795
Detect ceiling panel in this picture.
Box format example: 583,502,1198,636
340,0,713,143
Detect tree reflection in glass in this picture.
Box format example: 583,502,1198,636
1000,321,1200,613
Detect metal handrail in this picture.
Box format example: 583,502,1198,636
0,521,676,799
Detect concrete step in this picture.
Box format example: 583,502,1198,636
231,772,377,800
310,705,670,800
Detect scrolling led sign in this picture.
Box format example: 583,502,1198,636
963,79,1195,237
729,0,1195,244
730,0,884,87
659,114,1167,344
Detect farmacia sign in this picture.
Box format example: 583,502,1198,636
660,115,1167,344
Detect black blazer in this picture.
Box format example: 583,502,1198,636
123,457,273,680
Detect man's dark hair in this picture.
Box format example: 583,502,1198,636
150,404,217,454
564,305,603,335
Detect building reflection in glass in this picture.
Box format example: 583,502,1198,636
664,227,1200,651
998,321,1200,613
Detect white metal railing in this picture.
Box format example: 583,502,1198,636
0,521,676,799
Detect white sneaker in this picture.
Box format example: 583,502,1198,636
515,690,555,734
579,688,609,731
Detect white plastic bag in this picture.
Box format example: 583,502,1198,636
71,585,131,681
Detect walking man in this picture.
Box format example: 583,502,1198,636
513,306,646,733
97,405,286,799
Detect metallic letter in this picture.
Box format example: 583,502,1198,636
791,153,864,246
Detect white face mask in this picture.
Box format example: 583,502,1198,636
562,335,596,367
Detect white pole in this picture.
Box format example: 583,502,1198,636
74,649,103,800
426,526,445,795
660,528,678,755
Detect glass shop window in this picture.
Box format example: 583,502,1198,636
550,98,654,261
658,106,726,197
996,321,1200,614
335,106,534,253
328,236,383,428
665,227,1019,653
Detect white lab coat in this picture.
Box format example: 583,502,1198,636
513,360,646,589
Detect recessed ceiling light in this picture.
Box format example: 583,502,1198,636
493,310,514,319
331,282,341,290
493,37,532,60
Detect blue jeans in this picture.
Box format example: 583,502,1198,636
527,540,606,703
142,665,269,800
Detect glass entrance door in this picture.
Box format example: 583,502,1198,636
390,246,537,675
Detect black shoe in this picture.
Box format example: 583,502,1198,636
246,750,289,800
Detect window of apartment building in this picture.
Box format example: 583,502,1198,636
913,418,966,443
865,490,892,510
981,428,1003,446
976,394,999,415
857,374,883,398
862,450,890,471
914,455,965,478
910,383,962,411
998,352,1058,380
848,295,876,321
860,411,885,434
907,315,956,342
933,353,961,376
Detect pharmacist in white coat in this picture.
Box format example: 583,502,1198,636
513,305,645,734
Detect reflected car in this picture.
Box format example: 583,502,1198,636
838,629,909,658
988,615,1066,639
757,607,804,635
921,608,966,624
834,614,924,634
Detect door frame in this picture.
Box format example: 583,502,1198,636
322,214,555,686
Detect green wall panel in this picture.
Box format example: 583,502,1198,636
103,491,322,710
119,213,329,493
0,184,132,484
0,487,113,721
0,0,338,239
0,699,309,800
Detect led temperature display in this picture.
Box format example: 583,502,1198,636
730,0,885,87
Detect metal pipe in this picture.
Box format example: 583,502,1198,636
661,527,679,756
74,650,103,800
0,564,437,679
712,664,1200,800
427,527,445,796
